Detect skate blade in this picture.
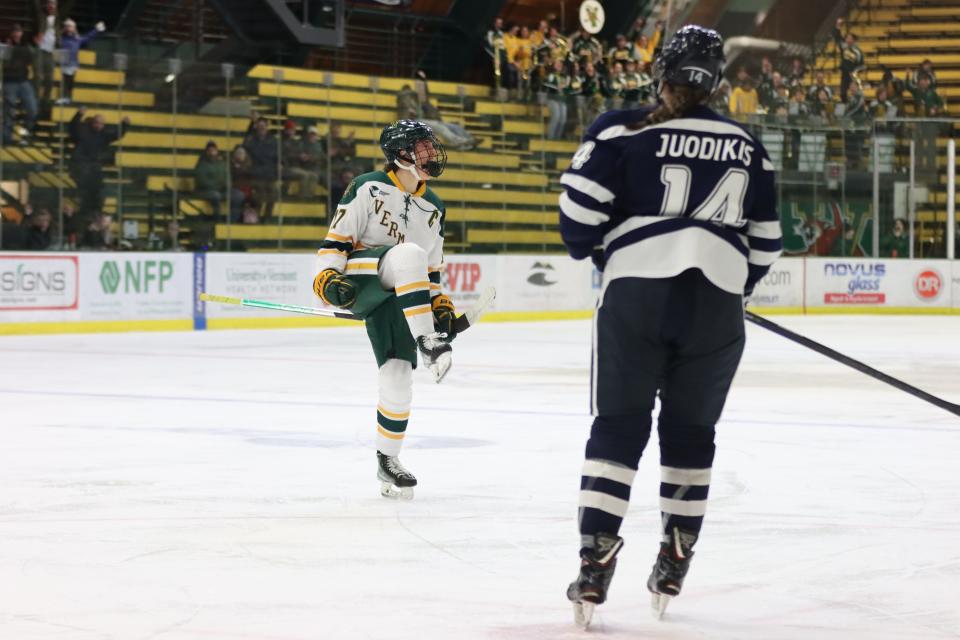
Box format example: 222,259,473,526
430,352,452,384
572,601,594,629
650,592,672,619
380,481,414,500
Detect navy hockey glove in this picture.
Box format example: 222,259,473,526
591,246,606,272
431,294,457,340
314,269,357,309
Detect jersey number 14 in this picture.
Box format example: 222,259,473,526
659,164,748,226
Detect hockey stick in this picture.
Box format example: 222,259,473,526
745,310,960,418
200,286,496,335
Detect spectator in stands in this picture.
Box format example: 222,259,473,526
24,207,53,250
913,59,936,89
907,73,944,117
880,66,905,112
543,59,569,140
2,24,38,146
229,145,254,222
626,17,646,43
160,219,184,251
513,25,535,100
787,86,810,120
501,24,522,96
194,141,227,219
766,72,789,114
531,19,549,49
330,167,356,207
32,0,60,113
294,126,326,201
869,86,897,120
413,69,477,150
396,84,418,119
756,57,775,100
604,61,625,111
68,106,128,225
881,218,909,258
565,60,584,137
809,87,834,123
807,69,833,102
485,17,509,90
843,84,868,168
53,201,77,248
57,18,105,105
327,122,357,176
243,115,279,218
581,61,603,127
280,120,308,198
833,18,864,101
729,77,759,118
607,34,636,67
621,59,653,110
710,79,732,116
82,211,112,249
786,57,806,89
569,27,602,66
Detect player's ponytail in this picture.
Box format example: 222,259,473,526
629,84,708,131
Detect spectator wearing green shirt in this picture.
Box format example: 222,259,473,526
194,141,227,218
880,218,909,258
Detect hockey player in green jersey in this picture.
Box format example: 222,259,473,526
312,120,456,500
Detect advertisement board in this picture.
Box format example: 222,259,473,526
495,255,594,312
204,253,319,318
442,255,499,311
804,258,953,309
0,254,79,313
1,253,959,336
749,260,804,309
79,253,193,320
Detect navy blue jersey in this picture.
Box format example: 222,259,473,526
559,105,782,295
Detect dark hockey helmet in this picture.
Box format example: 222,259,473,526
653,25,725,93
379,119,447,178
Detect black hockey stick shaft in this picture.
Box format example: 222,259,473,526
745,311,960,418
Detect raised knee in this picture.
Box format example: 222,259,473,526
389,242,427,264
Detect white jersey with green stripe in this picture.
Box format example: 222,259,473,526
316,169,446,294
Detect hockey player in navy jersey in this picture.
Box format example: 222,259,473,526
560,26,783,626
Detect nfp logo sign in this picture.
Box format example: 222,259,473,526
914,269,942,301
99,260,174,294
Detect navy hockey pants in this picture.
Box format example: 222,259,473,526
579,268,745,543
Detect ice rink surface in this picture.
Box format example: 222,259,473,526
1,316,959,640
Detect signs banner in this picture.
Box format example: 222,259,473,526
0,254,79,313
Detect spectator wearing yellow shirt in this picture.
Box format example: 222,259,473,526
511,25,534,99
501,24,521,94
729,78,759,118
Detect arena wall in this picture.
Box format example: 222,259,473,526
0,253,957,334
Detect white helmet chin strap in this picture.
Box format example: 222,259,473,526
395,158,423,183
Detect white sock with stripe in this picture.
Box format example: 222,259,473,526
375,359,413,457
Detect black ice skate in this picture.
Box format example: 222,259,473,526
377,451,417,500
566,532,624,629
647,527,698,619
417,332,452,383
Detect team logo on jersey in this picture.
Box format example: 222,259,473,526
527,261,557,286
570,141,595,170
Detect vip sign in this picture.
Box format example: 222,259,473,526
99,259,175,294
